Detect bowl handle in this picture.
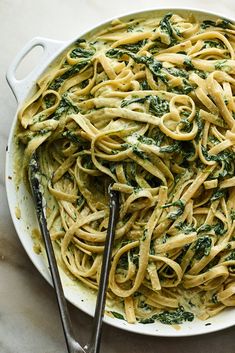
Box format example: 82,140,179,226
6,37,66,103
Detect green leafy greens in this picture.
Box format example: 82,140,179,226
140,306,194,325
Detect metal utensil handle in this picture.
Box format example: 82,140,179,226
6,37,65,103
29,156,84,353
87,188,119,353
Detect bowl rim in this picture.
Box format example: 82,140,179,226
5,6,235,337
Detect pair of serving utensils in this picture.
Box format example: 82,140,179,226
29,153,119,353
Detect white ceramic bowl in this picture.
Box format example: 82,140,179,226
6,7,235,337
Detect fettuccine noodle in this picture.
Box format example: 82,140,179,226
17,12,235,325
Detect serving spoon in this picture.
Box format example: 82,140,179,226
28,153,119,353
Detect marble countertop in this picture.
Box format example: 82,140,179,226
1,1,235,352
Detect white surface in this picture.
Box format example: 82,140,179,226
1,1,235,352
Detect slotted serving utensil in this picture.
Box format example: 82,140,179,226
28,152,119,353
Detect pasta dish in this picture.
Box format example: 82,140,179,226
17,12,235,325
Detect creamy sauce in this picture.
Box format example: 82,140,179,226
14,206,21,220
14,11,235,326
